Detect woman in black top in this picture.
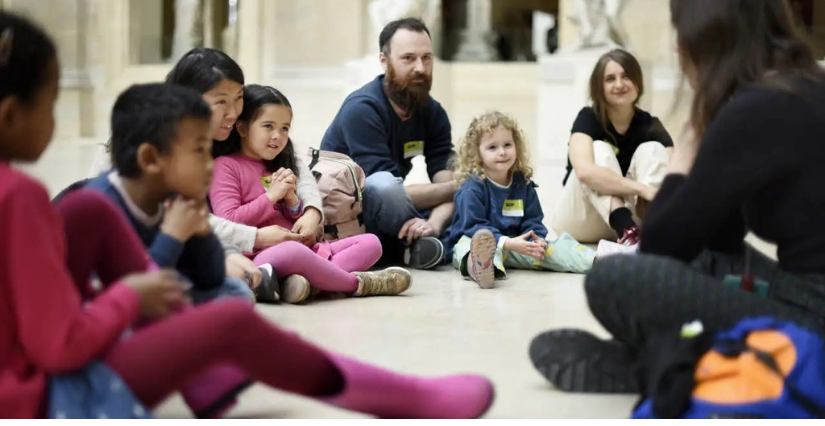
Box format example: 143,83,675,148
552,49,673,246
531,0,825,394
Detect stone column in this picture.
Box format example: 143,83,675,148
453,0,497,61
170,0,201,62
127,0,164,64
3,0,100,138
236,0,265,83
221,0,240,58
74,0,97,137
202,0,214,49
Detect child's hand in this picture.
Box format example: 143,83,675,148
266,173,297,204
284,188,300,208
161,197,209,242
271,168,296,183
122,269,190,318
504,231,546,259
534,236,548,250
192,200,212,237
225,253,262,289
273,168,300,206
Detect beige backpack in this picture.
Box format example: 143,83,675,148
302,148,366,242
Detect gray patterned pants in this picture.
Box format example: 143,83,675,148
585,248,825,351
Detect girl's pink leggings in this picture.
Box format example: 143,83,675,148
252,235,382,293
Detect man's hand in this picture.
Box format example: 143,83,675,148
291,208,322,247
398,217,438,244
225,253,262,289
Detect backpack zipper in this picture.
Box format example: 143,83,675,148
316,154,362,202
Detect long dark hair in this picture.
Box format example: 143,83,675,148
588,49,644,144
225,84,299,176
671,0,825,138
165,47,244,95
166,48,245,158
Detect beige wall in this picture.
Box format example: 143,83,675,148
267,0,365,67
128,0,164,64
444,63,539,156
558,0,678,69
4,0,82,70
2,0,100,138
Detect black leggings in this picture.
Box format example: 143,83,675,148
585,249,825,351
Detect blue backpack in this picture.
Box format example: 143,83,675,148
632,317,825,419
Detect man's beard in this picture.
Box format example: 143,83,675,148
384,61,432,114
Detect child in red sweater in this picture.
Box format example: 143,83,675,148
0,12,493,419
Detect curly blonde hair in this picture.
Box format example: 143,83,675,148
454,111,533,184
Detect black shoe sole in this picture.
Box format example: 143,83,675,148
528,329,638,394
405,237,444,270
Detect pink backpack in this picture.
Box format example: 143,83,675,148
302,148,366,242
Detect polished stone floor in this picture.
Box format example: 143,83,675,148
22,135,775,419
16,137,646,418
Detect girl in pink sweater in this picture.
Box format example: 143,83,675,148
0,12,493,419
209,85,411,303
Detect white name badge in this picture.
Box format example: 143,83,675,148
404,140,424,159
502,199,524,217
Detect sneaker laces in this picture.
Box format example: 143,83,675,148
356,269,408,296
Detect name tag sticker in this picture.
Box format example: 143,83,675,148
404,140,424,158
502,199,524,217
